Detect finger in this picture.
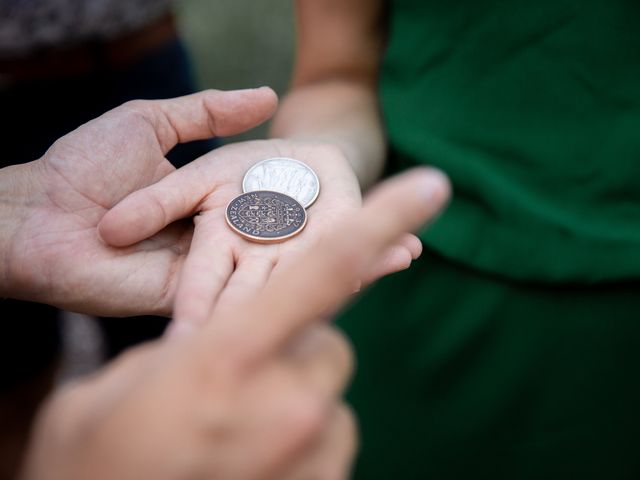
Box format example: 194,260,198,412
98,160,214,248
359,233,423,287
283,325,354,399
98,88,277,247
57,342,159,425
207,365,330,480
213,342,352,479
171,219,235,326
397,232,423,260
279,404,358,480
213,252,276,316
126,87,277,154
207,167,450,366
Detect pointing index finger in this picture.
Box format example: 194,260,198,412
204,168,450,367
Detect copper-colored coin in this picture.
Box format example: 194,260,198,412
226,190,307,243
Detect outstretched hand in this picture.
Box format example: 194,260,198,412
99,138,425,326
2,88,277,315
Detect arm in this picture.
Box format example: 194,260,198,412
270,0,387,189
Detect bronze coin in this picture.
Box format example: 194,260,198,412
225,190,307,243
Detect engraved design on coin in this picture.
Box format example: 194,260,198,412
242,157,320,208
226,191,307,243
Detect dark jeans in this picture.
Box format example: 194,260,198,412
1,38,216,392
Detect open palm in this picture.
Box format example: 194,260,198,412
100,138,423,325
5,89,277,315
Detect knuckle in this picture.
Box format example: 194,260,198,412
139,187,173,230
116,100,157,132
335,403,358,452
119,99,148,116
286,391,327,445
312,405,359,480
384,245,414,273
326,404,359,480
201,91,226,134
202,88,222,97
322,327,355,383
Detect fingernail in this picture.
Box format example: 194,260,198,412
420,168,451,203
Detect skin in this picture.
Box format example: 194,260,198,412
1,11,449,473
96,0,400,327
0,82,450,478
271,0,387,188
1,84,415,318
20,168,450,480
0,88,278,316
99,137,422,326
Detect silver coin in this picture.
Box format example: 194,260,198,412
226,190,307,244
242,157,320,208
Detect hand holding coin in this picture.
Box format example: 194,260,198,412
226,157,319,243
100,139,427,326
24,168,449,480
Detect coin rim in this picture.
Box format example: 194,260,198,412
225,190,308,244
242,157,321,208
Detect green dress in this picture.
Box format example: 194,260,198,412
337,1,640,478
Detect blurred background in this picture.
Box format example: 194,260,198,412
176,0,294,140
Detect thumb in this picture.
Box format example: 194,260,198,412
123,87,278,154
98,88,277,245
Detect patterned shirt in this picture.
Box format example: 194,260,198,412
0,0,172,56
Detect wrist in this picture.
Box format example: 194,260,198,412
0,161,43,296
270,83,386,190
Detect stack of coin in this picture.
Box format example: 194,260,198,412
226,157,320,243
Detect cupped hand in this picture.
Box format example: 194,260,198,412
3,88,277,316
99,138,425,326
21,168,450,480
